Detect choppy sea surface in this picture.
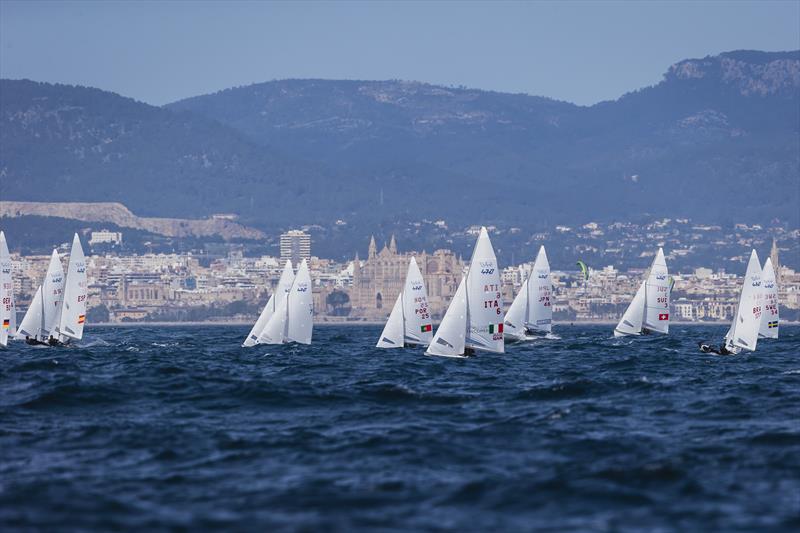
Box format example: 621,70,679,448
1,325,798,531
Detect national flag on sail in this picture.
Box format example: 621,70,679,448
77,315,86,324
2,319,8,329
488,323,503,334
420,324,432,333
658,313,669,321
768,320,778,329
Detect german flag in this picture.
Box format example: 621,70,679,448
420,324,432,333
2,318,9,329
77,315,86,324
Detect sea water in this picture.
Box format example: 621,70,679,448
1,325,798,530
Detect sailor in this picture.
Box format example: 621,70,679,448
698,342,733,355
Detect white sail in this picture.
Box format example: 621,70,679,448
376,293,404,348
400,257,433,346
41,250,65,341
426,275,467,357
286,258,313,344
759,257,779,339
465,227,504,353
527,245,553,333
244,260,294,347
503,277,528,341
643,248,670,334
258,295,288,345
57,234,88,342
614,280,646,337
0,231,16,346
724,249,763,353
17,286,43,341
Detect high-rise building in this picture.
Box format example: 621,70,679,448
280,230,311,265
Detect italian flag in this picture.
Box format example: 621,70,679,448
488,323,503,334
420,324,432,333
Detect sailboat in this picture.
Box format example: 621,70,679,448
376,256,433,348
717,250,764,354
614,248,670,337
53,234,89,345
243,260,295,347
1,231,17,347
426,227,504,358
258,259,314,345
758,256,779,339
17,249,64,345
504,245,552,341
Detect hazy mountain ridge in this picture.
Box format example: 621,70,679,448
1,50,798,234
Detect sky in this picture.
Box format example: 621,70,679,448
1,0,798,106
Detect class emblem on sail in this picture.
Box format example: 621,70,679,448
426,227,504,358
504,245,553,342
614,248,670,337
376,256,433,349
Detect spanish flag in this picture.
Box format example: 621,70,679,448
77,315,86,324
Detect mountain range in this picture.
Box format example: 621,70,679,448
1,50,798,241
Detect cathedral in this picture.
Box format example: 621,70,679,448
350,236,463,320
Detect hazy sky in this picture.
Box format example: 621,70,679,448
1,0,798,106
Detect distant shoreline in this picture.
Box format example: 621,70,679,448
87,320,800,328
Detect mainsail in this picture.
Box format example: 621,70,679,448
376,257,432,348
614,248,669,337
285,259,313,344
526,245,553,334
643,248,670,334
758,257,779,339
427,227,503,357
244,260,294,347
503,276,529,342
724,250,763,353
56,234,88,342
0,231,16,347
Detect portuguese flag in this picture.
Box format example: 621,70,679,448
488,323,503,334
420,324,432,333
